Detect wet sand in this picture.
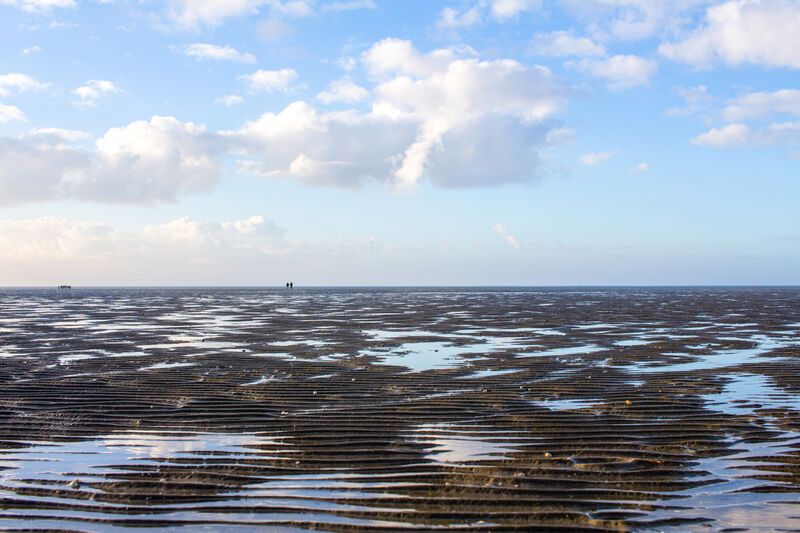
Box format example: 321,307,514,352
0,287,799,531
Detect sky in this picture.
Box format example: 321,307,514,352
1,0,799,286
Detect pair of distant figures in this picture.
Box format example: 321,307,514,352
285,282,294,289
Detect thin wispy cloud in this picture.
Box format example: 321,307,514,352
239,68,299,93
71,80,121,109
493,223,521,249
579,151,615,166
177,43,256,64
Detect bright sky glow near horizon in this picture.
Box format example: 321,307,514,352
1,0,799,286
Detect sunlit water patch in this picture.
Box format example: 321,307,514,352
702,374,800,415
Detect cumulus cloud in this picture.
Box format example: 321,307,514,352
0,214,399,284
71,80,121,109
363,39,564,191
0,0,75,13
0,73,49,97
666,84,714,116
214,94,244,106
141,215,283,248
21,45,42,55
321,0,376,12
0,136,88,205
490,0,540,19
437,4,483,29
230,39,566,192
316,77,368,103
0,217,122,261
25,127,89,143
568,54,657,90
239,68,298,93
634,162,649,172
579,150,615,166
529,31,605,57
660,0,800,69
0,116,225,205
0,214,284,280
160,0,374,29
178,43,256,64
684,87,800,149
493,223,521,249
690,123,750,146
690,122,800,147
437,0,540,29
162,0,266,29
257,16,295,41
1,39,569,203
231,101,418,189
0,103,26,123
560,0,710,42
722,89,800,122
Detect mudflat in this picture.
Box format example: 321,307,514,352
1,287,799,531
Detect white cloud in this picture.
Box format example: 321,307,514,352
660,0,800,69
436,0,539,29
0,103,26,123
437,5,483,29
0,214,283,265
0,116,224,205
0,39,569,203
0,217,122,261
230,39,565,192
723,89,800,122
25,127,89,143
316,77,368,103
579,150,614,166
560,0,710,42
178,43,256,64
322,0,376,12
666,84,713,116
162,0,265,29
0,73,49,97
88,116,223,202
142,215,283,248
0,0,74,13
529,31,606,57
257,17,294,41
239,68,298,93
366,39,564,191
231,102,418,189
21,45,42,55
493,223,521,249
160,0,374,29
690,123,750,146
634,162,649,172
71,80,121,109
214,94,244,106
0,214,400,285
691,122,800,147
336,56,357,71
270,0,314,17
568,54,657,90
0,136,88,205
490,0,540,20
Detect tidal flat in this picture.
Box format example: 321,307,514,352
0,287,799,531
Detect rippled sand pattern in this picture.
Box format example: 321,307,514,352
1,287,799,531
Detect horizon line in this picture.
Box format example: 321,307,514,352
2,284,799,289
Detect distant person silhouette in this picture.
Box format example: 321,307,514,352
286,282,289,288
290,282,293,289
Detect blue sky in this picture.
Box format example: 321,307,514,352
1,0,799,285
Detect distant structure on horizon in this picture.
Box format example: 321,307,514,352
57,285,72,290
